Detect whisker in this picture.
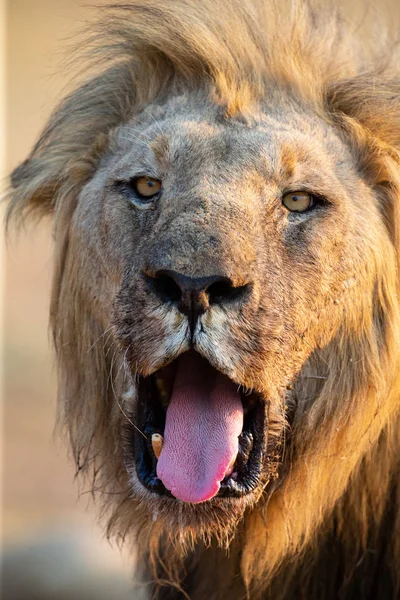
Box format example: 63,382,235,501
118,130,151,149
117,397,148,440
126,126,153,141
109,347,148,440
123,347,131,381
143,107,164,136
102,329,115,351
105,338,117,358
87,325,114,352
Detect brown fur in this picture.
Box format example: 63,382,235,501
6,1,400,598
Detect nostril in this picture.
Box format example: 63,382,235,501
207,281,251,305
145,273,182,304
144,268,252,313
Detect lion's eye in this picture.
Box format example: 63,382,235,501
282,191,313,213
116,176,162,209
132,176,162,199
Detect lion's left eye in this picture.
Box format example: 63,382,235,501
282,191,314,213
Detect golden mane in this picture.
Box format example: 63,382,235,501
6,1,400,598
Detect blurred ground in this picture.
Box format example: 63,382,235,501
3,1,134,597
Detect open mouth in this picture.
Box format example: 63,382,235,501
129,350,266,503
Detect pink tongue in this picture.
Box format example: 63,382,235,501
156,352,243,503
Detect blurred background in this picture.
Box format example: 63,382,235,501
3,1,136,598
2,0,400,599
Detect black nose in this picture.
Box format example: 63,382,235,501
144,269,250,329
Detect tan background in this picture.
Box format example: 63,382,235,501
3,0,400,597
3,1,134,597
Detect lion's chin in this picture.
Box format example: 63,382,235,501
127,473,256,552
123,350,268,506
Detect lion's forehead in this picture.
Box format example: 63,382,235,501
111,103,354,194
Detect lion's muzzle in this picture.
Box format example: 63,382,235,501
144,268,252,336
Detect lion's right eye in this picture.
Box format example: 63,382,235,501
132,176,162,199
116,176,162,209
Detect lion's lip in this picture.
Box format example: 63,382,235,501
129,351,266,501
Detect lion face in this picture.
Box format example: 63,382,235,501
69,94,382,515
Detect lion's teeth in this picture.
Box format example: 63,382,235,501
225,450,238,477
151,433,163,459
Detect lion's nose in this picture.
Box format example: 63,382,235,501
144,268,250,325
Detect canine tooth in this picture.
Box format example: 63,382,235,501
151,433,164,459
225,450,238,477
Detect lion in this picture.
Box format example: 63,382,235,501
7,0,400,598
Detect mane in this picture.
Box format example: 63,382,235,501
6,1,400,598
7,0,399,222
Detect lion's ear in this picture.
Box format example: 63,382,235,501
6,62,136,227
328,75,400,257
8,130,111,227
328,75,400,149
9,157,58,221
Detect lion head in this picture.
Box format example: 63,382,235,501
8,1,400,597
